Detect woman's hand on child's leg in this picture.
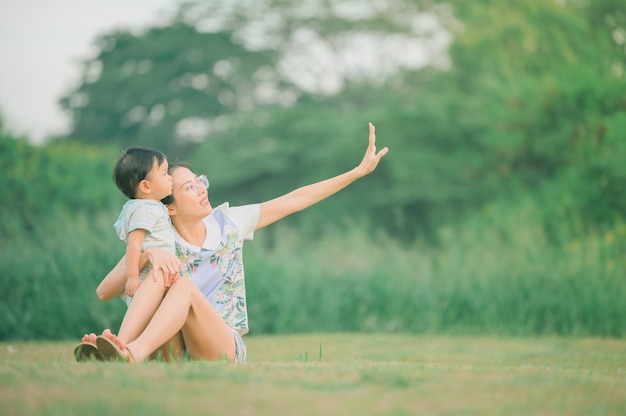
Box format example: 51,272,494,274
149,267,179,288
145,247,181,280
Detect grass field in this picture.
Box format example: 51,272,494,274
1,334,625,415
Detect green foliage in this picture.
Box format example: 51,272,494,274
376,0,626,233
57,0,626,236
0,130,126,340
0,130,123,237
0,212,124,341
188,99,376,213
244,199,626,337
3,195,623,341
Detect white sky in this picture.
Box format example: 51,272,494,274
0,0,181,143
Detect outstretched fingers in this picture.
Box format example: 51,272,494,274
368,122,376,147
369,122,389,159
376,145,389,160
359,122,388,174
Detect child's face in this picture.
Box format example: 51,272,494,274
145,159,173,200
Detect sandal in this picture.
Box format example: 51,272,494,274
96,335,135,362
74,341,102,362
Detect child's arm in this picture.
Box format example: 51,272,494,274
125,229,146,297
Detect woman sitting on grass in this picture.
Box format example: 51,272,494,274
76,123,388,363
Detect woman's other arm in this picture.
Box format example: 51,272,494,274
96,257,127,300
256,123,388,230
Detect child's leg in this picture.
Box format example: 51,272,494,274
117,269,167,344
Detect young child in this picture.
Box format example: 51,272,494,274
113,146,176,302
74,147,178,361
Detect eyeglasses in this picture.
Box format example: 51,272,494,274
177,175,209,196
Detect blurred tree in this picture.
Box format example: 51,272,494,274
60,0,446,160
190,0,626,235
60,19,293,158
0,128,122,238
325,0,626,235
59,0,625,237
183,0,450,92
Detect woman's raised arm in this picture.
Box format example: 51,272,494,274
256,123,388,230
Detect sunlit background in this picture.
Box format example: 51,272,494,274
1,0,624,341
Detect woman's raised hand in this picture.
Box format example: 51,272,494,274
355,123,389,176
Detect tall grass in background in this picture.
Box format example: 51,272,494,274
1,197,624,341
0,212,125,340
245,195,625,337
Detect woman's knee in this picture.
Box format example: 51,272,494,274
171,276,194,291
138,275,167,293
168,277,197,302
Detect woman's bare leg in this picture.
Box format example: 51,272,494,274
126,278,236,362
181,285,236,362
150,332,186,362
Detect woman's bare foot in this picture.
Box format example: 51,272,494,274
97,329,135,362
101,329,127,351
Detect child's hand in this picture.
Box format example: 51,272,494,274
125,276,141,297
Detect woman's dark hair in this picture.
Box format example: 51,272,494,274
160,162,192,205
113,147,167,199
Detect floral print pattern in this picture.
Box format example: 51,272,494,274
174,209,249,333
207,229,246,329
176,244,202,278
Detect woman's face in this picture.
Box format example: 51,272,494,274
167,167,213,221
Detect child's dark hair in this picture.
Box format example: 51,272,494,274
113,147,167,199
